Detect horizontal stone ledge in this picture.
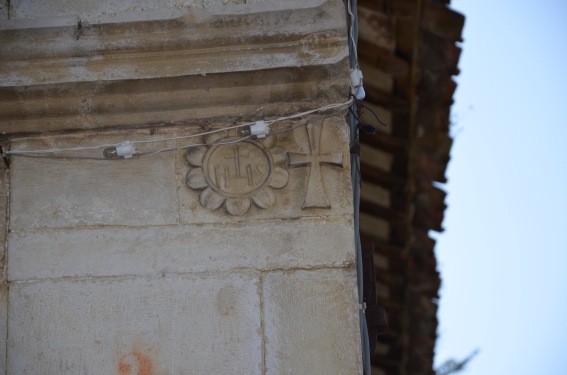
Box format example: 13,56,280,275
0,0,347,86
0,33,348,87
7,216,356,281
0,63,349,135
5,0,329,26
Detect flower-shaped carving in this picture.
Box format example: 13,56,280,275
185,133,289,216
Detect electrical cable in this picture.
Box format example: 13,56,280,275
5,105,350,161
5,136,253,160
134,135,252,157
3,99,352,159
347,0,360,70
346,0,373,374
268,109,346,136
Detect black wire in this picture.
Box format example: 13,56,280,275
268,109,347,136
357,100,389,128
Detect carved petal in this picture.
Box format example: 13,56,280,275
252,188,276,209
186,168,208,190
261,135,276,149
199,188,226,211
226,198,251,216
271,146,288,165
186,146,208,167
269,168,290,189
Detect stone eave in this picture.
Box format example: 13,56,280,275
355,0,464,374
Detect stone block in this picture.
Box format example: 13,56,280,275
263,268,362,375
358,6,396,51
8,216,354,280
359,61,394,93
178,117,354,223
8,115,353,229
8,273,262,375
360,143,393,172
361,180,391,208
9,134,178,229
359,212,390,241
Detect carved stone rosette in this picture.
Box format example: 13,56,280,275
185,133,289,216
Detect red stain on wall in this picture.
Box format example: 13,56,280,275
118,351,154,375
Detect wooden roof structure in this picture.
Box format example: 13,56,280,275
356,1,464,374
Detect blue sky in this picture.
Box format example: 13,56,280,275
434,1,567,374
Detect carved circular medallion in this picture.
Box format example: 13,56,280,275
185,135,290,216
202,140,273,198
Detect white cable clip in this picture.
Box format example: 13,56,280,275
250,120,269,138
103,141,136,159
350,68,365,100
238,120,269,138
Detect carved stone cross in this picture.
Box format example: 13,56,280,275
289,121,344,209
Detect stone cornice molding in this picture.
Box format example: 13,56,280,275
0,0,349,134
1,1,347,86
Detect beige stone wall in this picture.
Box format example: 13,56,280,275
0,1,362,373
5,118,361,374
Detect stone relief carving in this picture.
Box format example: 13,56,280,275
186,133,289,216
289,121,344,209
185,120,345,215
